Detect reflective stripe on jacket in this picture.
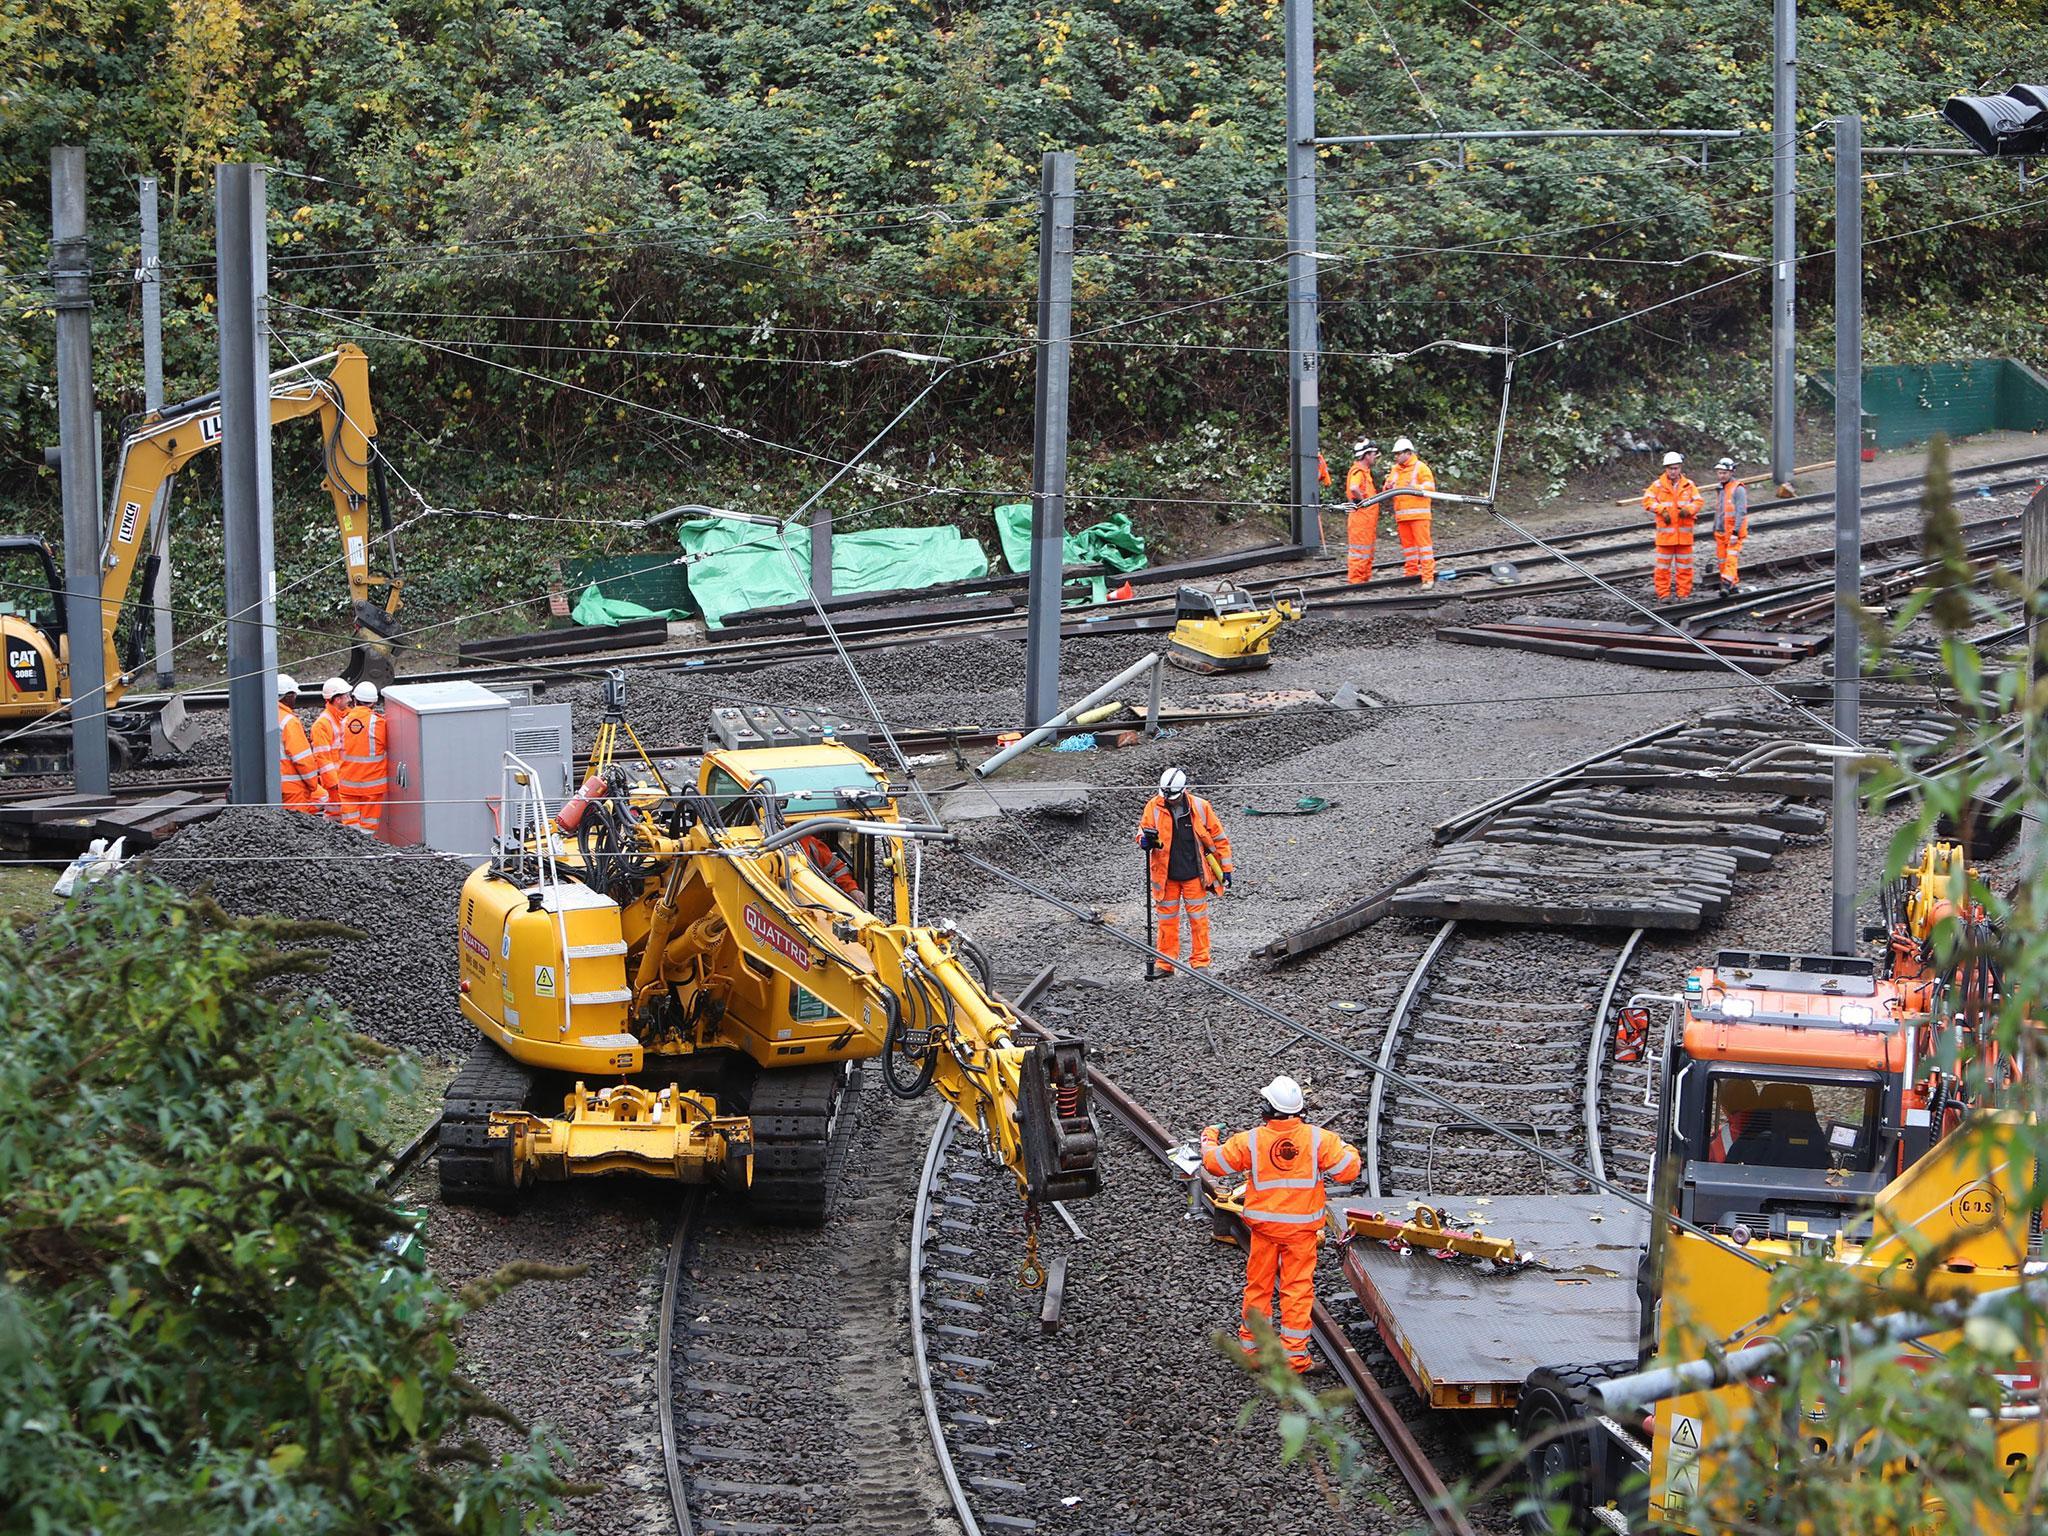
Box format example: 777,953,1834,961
1383,457,1436,517
278,703,327,802
1715,479,1748,551
1136,792,1232,890
337,706,388,795
799,832,859,895
1643,474,1702,545
1203,1118,1363,1227
310,703,346,794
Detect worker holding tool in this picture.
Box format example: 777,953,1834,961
276,674,330,814
1643,451,1703,602
1203,1075,1361,1374
1135,766,1232,973
1343,439,1381,585
336,680,389,833
310,676,351,807
1712,456,1749,594
1382,437,1437,589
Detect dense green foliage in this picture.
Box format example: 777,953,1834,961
0,882,571,1534
2,0,2042,640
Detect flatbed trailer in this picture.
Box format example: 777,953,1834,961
1335,1194,1647,1412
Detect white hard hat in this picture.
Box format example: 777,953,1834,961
1662,451,1685,467
321,676,350,699
351,680,380,705
1715,457,1737,471
1260,1075,1306,1115
1159,766,1188,798
1392,437,1415,454
1352,438,1376,457
276,673,299,698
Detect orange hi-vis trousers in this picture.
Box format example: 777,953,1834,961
1240,1226,1319,1372
1345,505,1379,584
1396,512,1435,582
1153,875,1213,970
1653,536,1696,600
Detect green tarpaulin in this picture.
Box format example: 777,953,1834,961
994,503,1148,577
673,517,990,627
571,583,684,627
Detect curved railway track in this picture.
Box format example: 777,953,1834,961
1363,922,1649,1202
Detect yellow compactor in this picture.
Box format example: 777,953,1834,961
445,696,1100,1225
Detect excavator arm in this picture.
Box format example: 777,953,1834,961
640,815,1102,1206
90,344,402,703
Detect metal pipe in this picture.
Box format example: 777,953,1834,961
1831,114,1863,954
140,175,175,688
1283,0,1323,551
973,652,1161,777
1771,0,1797,491
1312,128,1747,147
52,146,111,795
1597,1277,2045,1415
1025,151,1077,730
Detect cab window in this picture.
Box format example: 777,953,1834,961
1705,1076,1880,1172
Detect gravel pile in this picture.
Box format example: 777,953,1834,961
143,808,476,1060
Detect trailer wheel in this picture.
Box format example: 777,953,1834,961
1516,1361,1616,1534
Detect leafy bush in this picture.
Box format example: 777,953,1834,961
0,881,572,1534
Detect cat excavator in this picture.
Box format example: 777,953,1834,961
1,344,402,771
444,683,1101,1242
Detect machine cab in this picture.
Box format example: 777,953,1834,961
697,743,906,914
0,536,64,705
1657,950,1909,1238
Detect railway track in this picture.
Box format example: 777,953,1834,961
1363,923,1647,1202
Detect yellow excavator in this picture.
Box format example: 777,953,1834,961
444,682,1101,1235
1,344,402,771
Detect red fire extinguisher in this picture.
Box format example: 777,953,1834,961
555,773,609,832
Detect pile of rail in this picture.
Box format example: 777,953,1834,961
1438,617,1828,674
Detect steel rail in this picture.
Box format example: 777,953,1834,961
1582,930,1645,1188
1365,920,1458,1199
657,1190,708,1536
375,1115,440,1191
909,1108,982,1536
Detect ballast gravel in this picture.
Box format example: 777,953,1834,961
143,807,475,1061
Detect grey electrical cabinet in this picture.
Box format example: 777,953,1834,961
504,701,575,846
380,682,510,856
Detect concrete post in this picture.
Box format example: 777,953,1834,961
52,147,112,795
140,176,176,686
1770,0,1797,493
1830,114,1862,955
1283,0,1322,551
216,164,282,805
1024,151,1077,730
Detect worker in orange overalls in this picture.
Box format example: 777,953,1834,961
276,674,329,814
1343,439,1381,584
309,676,350,811
1134,766,1232,972
1711,456,1749,594
799,830,864,905
1203,1075,1362,1374
336,680,389,835
1643,451,1703,602
1382,437,1437,589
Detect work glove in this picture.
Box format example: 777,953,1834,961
1221,871,1233,891
1202,1124,1221,1142
1139,828,1160,850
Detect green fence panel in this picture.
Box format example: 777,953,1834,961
1810,358,2048,450
562,552,695,618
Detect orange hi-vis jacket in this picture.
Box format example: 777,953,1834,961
309,699,347,796
336,705,388,799
1714,478,1749,554
1383,457,1436,518
1135,792,1233,891
1643,473,1703,548
1345,458,1377,506
799,832,860,896
278,703,328,808
1203,1117,1363,1230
